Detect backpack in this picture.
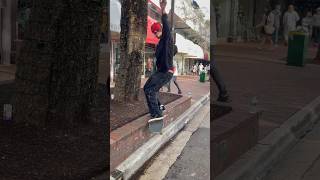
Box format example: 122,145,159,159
264,12,275,34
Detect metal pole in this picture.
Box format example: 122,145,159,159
171,0,175,57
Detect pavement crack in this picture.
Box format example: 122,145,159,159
300,153,320,180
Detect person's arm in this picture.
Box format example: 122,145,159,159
283,12,287,25
160,0,170,39
296,12,300,22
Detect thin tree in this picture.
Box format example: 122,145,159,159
113,0,148,102
14,0,103,127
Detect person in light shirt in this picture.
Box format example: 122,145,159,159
283,5,300,45
313,7,320,46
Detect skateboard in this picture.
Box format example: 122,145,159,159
148,115,167,134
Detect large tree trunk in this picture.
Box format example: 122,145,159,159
14,0,103,127
114,0,147,102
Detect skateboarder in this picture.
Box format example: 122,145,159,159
144,0,174,123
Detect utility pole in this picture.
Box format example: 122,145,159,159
171,0,175,55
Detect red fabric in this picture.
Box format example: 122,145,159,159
146,16,160,44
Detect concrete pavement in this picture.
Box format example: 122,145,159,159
137,101,210,180
214,42,320,179
263,121,320,180
213,54,320,140
141,76,210,104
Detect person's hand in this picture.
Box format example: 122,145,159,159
160,0,167,14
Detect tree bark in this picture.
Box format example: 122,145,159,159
14,0,103,127
114,0,147,102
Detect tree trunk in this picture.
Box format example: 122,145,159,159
14,0,103,127
114,0,147,102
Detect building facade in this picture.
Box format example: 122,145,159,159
110,0,206,84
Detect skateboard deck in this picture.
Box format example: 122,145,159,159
148,115,167,134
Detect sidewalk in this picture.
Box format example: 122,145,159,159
213,43,320,179
214,43,320,140
215,42,318,64
264,121,320,180
141,75,210,103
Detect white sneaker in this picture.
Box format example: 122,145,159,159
160,105,166,111
148,115,164,123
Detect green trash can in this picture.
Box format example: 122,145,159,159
199,71,206,82
287,31,308,67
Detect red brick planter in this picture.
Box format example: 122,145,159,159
212,111,260,178
110,95,191,171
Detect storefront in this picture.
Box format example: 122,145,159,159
110,0,206,80
176,33,205,75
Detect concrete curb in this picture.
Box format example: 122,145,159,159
215,96,320,180
0,80,14,85
215,54,320,68
110,93,210,180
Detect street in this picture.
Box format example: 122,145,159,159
137,101,210,180
264,121,320,180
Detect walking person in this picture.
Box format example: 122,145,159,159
302,11,313,41
283,5,300,46
256,7,275,50
199,63,204,75
271,4,282,47
144,0,174,122
192,64,197,76
166,58,182,94
313,8,320,46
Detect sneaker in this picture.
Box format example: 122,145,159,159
178,90,182,94
148,114,164,123
217,94,231,102
159,105,166,111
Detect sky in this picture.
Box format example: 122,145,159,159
150,0,210,20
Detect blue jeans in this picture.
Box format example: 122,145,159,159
144,71,173,117
211,59,227,97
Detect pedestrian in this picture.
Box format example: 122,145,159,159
256,8,269,40
166,46,182,94
283,5,300,46
271,4,282,47
143,0,174,122
199,63,204,75
302,11,313,41
257,7,275,50
192,64,197,76
313,8,320,46
146,58,153,77
314,43,320,61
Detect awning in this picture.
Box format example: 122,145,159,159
175,33,189,54
146,16,160,45
110,0,121,33
176,33,203,59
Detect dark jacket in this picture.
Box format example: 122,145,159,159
155,14,174,73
